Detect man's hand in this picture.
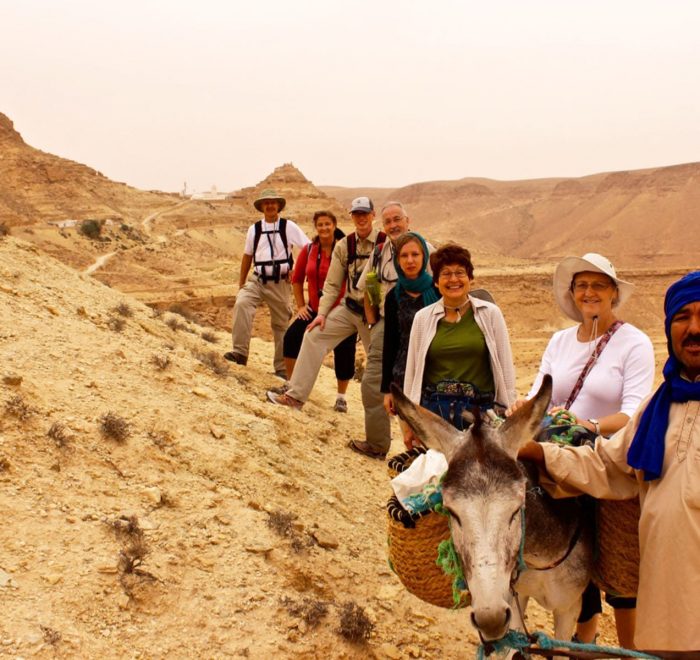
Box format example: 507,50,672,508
383,393,395,416
306,314,326,332
403,426,422,451
517,441,545,465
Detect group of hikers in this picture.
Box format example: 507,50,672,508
225,189,699,658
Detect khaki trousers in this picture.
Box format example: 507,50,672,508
231,277,291,373
287,305,391,452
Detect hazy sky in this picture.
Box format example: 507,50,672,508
3,0,699,193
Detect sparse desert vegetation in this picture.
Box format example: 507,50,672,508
99,412,131,443
5,394,34,421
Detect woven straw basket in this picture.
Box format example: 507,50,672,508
593,497,640,598
386,449,469,609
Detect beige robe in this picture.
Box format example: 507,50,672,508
541,391,700,652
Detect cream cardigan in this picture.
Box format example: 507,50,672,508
403,296,516,407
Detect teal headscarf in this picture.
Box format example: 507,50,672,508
393,232,439,307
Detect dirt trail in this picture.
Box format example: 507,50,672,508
83,250,117,275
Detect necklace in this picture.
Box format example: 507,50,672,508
443,300,469,323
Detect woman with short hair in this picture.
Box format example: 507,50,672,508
403,243,516,432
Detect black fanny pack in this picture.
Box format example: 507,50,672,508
345,297,365,316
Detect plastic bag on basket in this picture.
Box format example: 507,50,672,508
391,449,447,514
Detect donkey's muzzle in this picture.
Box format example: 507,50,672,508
471,605,511,641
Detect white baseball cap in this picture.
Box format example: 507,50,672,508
350,197,374,214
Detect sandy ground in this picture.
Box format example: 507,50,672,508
1,234,680,659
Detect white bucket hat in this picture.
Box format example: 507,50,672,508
553,253,634,322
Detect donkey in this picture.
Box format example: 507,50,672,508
391,375,593,645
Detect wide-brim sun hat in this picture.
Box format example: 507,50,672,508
553,252,634,322
254,189,286,212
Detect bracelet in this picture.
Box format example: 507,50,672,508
587,418,601,435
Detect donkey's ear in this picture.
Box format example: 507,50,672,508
390,384,466,462
499,375,552,459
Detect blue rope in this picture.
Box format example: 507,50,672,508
476,629,662,659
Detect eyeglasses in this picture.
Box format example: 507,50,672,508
439,269,468,280
572,281,613,292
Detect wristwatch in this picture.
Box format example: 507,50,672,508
588,418,601,435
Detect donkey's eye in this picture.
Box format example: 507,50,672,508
510,508,521,525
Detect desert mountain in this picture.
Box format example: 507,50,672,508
322,163,700,268
0,113,177,227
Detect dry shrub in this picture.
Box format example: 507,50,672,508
79,219,103,239
193,350,229,376
150,354,171,370
267,510,295,538
337,601,374,642
267,510,307,553
165,316,186,332
47,422,69,448
201,330,218,344
113,302,133,317
5,395,33,421
107,316,126,332
40,625,61,646
99,412,130,443
112,515,156,597
281,596,329,628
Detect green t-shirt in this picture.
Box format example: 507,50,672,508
423,308,495,394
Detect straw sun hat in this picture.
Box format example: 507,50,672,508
553,253,634,322
253,189,286,212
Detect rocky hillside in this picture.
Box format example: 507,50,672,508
321,162,700,268
1,235,489,658
0,113,177,227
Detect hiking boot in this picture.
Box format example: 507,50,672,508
333,398,348,413
268,382,290,395
223,351,247,365
266,391,303,410
347,439,387,460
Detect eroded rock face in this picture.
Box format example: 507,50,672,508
0,113,24,145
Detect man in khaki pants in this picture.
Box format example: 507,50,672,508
267,196,392,459
225,189,309,377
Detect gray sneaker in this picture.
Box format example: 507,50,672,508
333,398,348,413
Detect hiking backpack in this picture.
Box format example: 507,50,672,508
252,218,294,284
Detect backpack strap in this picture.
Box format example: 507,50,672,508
346,230,387,294
251,218,294,284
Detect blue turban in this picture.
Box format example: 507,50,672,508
627,271,700,480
